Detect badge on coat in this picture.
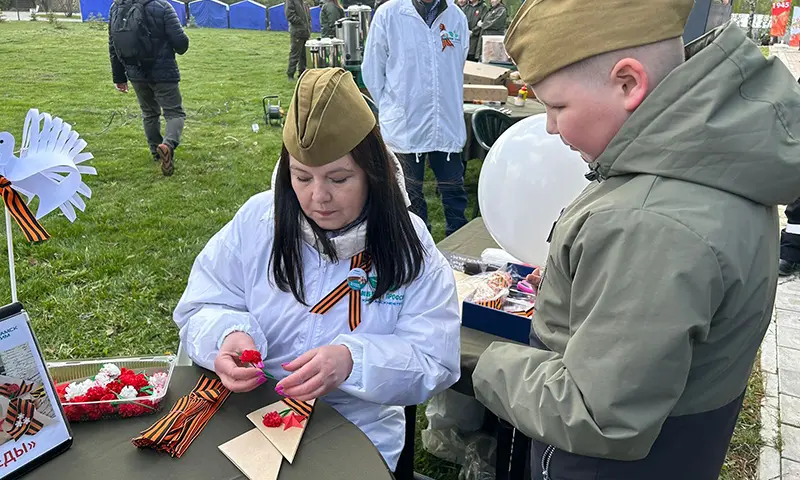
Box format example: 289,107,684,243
347,268,368,291
440,23,456,51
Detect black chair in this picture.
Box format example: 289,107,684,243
470,108,515,217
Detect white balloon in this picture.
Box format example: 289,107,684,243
478,113,590,267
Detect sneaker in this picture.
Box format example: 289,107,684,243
156,143,174,177
779,259,800,277
151,151,159,162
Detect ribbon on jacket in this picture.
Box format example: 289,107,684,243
0,176,50,242
310,252,372,331
4,398,44,441
132,376,231,458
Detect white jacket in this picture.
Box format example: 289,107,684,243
362,0,469,154
173,192,461,470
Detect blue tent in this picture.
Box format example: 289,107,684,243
189,0,229,28
79,0,112,21
168,0,188,26
268,3,288,31
229,0,267,30
309,5,320,33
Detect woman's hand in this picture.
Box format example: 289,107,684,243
215,332,268,393
276,345,353,401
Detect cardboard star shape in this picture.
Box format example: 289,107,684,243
246,398,315,464
282,412,305,431
218,429,283,480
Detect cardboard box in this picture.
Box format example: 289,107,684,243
464,84,509,103
464,61,511,85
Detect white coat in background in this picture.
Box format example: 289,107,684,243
173,191,462,470
362,0,469,155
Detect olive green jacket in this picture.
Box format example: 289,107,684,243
473,23,800,460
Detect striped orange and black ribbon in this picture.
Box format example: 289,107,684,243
132,376,231,458
283,397,313,418
0,381,33,399
0,176,49,243
5,398,44,441
310,252,372,331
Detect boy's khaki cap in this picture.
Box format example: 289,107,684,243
504,0,694,85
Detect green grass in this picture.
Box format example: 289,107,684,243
0,22,762,480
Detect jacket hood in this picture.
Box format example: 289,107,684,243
594,23,800,206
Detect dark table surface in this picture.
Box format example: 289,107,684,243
436,218,527,398
30,365,393,480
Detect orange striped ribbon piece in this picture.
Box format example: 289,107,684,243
132,376,231,458
310,252,372,331
283,397,313,418
0,176,50,243
5,398,44,441
0,381,33,399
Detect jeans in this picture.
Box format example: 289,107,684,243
397,151,468,236
131,81,185,153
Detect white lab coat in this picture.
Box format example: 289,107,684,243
362,0,469,154
173,191,461,469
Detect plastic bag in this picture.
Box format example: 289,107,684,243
459,433,498,480
460,266,536,316
421,390,486,464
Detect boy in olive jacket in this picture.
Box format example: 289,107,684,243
472,1,800,479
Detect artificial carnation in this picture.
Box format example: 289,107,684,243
94,372,113,388
65,379,95,401
100,363,121,378
119,386,138,400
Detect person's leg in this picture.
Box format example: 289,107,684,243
780,197,800,275
151,82,184,177
428,151,468,236
130,81,163,158
287,35,304,79
297,37,308,77
152,82,185,150
396,152,429,231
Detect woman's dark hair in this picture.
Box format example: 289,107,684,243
270,126,425,305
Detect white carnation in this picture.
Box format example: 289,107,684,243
119,386,139,400
65,379,95,401
148,372,168,391
94,372,112,388
99,363,121,378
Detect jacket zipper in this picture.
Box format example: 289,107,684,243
541,445,555,480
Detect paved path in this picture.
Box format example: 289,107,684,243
759,45,800,480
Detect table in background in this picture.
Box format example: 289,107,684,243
436,217,531,480
32,366,394,480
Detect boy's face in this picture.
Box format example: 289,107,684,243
532,58,648,163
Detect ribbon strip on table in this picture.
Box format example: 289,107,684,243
310,251,372,331
132,375,231,458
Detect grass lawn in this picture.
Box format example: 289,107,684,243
0,22,762,480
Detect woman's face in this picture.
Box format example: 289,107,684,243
289,154,368,231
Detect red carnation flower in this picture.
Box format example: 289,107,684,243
64,406,83,422
85,405,103,421
55,383,68,399
262,411,282,428
106,381,124,394
240,350,262,365
8,384,20,395
85,386,109,402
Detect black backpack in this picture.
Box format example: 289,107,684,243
110,0,156,66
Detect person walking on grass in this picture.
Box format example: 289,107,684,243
109,0,189,177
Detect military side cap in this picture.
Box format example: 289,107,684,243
504,0,694,86
283,68,377,167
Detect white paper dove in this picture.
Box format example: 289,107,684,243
0,108,96,226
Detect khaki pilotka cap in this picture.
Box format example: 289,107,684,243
504,0,695,86
283,68,377,166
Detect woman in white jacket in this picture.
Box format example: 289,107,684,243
173,68,461,471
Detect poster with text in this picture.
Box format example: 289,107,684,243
790,7,800,46
772,1,792,37
0,310,71,477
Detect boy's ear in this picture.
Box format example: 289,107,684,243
610,58,649,112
